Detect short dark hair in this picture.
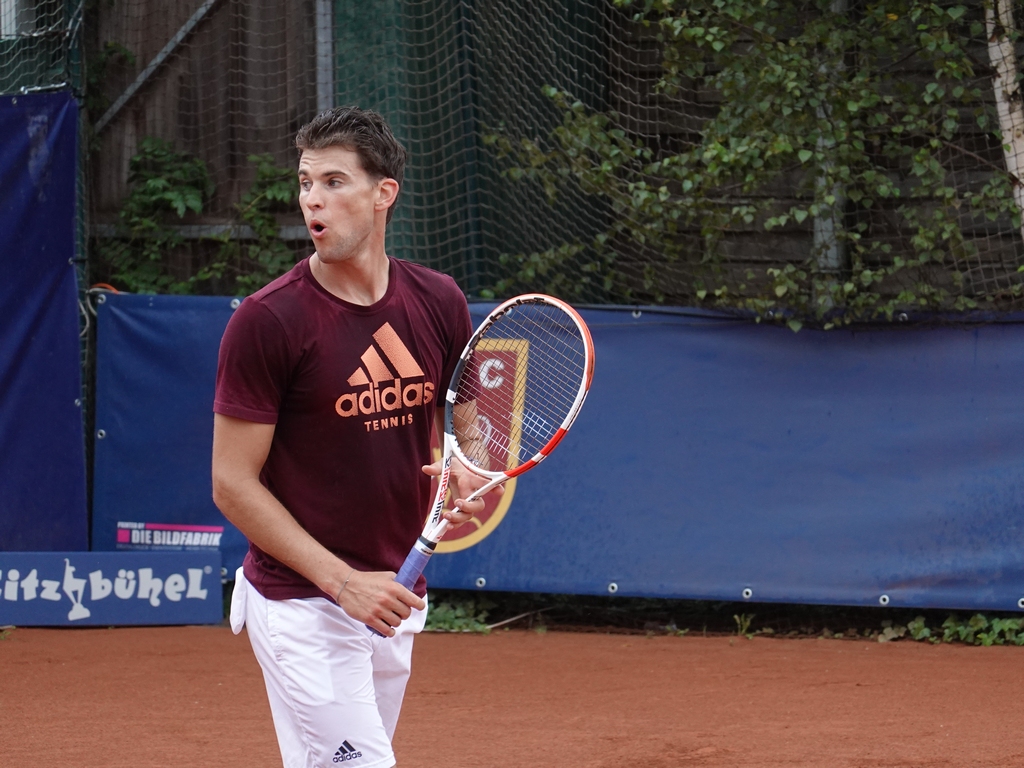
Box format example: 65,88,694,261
295,106,407,223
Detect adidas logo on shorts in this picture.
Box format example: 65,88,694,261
333,740,363,762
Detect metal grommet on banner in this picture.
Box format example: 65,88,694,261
897,312,909,322
96,429,107,439
631,310,642,319
742,588,753,600
97,294,107,304
474,577,486,589
878,594,890,606
607,582,618,594
1018,597,1024,610
230,298,241,309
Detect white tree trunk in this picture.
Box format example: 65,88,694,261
987,0,1024,241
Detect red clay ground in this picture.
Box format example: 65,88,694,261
2,625,1022,767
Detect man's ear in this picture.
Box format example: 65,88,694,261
376,178,399,213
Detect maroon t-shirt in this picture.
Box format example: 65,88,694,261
214,256,472,600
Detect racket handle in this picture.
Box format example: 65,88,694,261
366,536,437,637
395,536,436,590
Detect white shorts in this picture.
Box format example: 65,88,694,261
230,568,426,768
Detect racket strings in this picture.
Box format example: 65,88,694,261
453,303,588,469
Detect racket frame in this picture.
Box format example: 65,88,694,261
385,294,594,614
424,294,592,539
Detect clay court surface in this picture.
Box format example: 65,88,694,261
2,624,1023,767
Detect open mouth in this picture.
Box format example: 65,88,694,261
310,223,326,235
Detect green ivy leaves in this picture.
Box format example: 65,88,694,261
423,598,495,633
893,614,1024,646
484,0,1017,325
214,154,300,294
96,142,298,295
96,137,213,294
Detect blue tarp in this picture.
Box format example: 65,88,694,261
431,310,1024,612
0,91,87,551
91,294,247,575
91,294,1024,611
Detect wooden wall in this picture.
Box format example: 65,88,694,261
90,0,317,222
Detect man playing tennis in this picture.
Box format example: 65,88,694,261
212,106,495,768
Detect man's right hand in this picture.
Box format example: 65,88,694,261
213,414,423,636
336,570,426,637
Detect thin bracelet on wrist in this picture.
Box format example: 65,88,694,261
334,568,354,604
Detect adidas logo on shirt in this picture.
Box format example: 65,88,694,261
335,322,435,419
332,740,363,762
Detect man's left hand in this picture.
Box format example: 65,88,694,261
420,459,503,528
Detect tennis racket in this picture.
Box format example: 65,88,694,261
371,293,595,634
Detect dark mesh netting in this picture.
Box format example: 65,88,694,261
12,0,1020,320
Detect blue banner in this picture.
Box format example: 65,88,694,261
0,551,222,626
430,309,1024,612
90,294,1024,612
91,294,246,575
0,92,87,551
